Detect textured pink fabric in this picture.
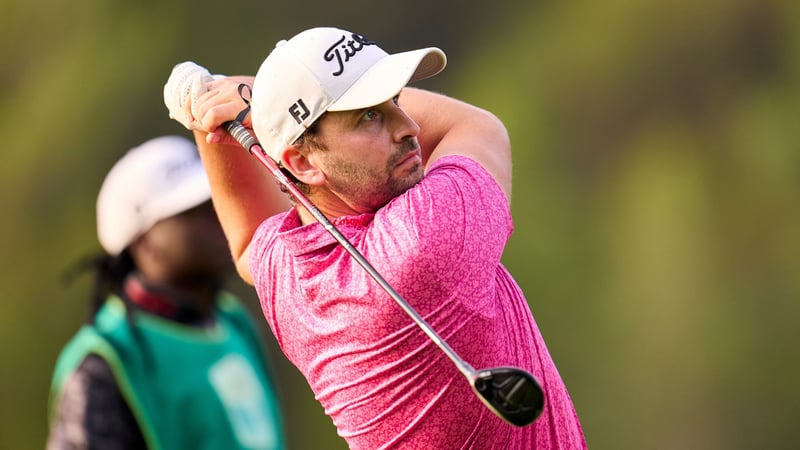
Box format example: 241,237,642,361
251,156,586,449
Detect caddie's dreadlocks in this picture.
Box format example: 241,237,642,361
62,251,136,326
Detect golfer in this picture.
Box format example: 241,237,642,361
164,26,586,449
47,136,288,450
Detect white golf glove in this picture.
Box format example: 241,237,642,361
163,61,223,130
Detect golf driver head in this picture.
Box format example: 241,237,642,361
471,367,545,427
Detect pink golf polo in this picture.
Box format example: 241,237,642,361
251,155,586,449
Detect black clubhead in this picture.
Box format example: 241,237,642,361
471,367,545,427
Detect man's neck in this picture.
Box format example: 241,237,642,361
295,190,371,225
124,273,218,325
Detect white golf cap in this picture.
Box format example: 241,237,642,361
251,27,447,160
96,135,212,255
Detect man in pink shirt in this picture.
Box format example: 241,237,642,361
164,26,586,449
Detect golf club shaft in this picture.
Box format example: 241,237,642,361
224,120,478,379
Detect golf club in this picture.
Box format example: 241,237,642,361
224,120,545,427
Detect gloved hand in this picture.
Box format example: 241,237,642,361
163,61,222,130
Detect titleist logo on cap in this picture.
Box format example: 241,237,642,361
164,157,196,178
324,33,377,76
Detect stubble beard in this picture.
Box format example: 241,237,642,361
326,138,423,211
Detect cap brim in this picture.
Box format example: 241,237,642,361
141,165,212,229
328,47,446,112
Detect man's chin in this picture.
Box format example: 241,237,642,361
395,167,424,194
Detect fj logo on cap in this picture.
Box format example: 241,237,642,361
289,99,310,124
324,33,377,76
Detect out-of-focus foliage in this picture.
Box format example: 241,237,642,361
457,1,800,448
1,0,798,449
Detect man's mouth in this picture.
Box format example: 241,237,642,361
396,148,421,167
397,150,420,165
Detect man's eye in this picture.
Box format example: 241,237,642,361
392,95,400,106
362,110,378,121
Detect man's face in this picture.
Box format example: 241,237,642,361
307,95,423,212
143,201,231,282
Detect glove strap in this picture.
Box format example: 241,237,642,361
235,83,252,124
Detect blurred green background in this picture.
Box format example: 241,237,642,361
2,0,799,449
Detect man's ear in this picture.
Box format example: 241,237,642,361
126,234,147,267
280,145,325,186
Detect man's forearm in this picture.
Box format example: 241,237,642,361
192,129,289,283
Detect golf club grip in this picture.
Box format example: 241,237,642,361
222,120,315,205
224,121,258,151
